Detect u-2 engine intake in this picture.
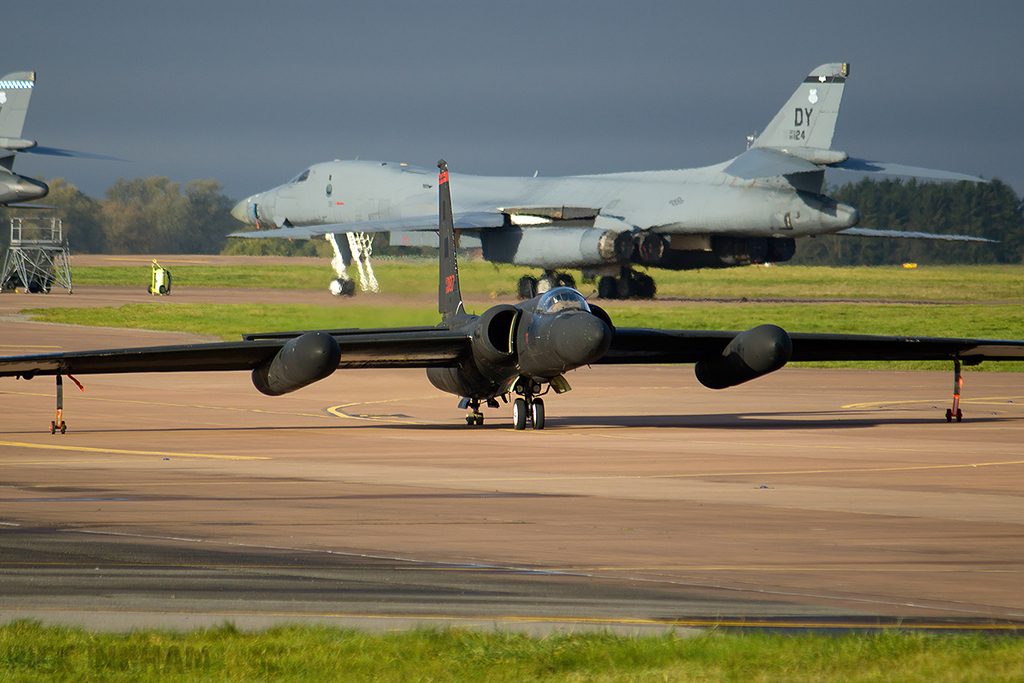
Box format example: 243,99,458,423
427,304,521,398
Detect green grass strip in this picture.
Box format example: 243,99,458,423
2,621,1023,682
70,263,1024,302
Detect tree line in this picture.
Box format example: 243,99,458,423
0,177,239,255
791,178,1023,266
1,175,1021,265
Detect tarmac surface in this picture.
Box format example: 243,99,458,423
2,283,1023,635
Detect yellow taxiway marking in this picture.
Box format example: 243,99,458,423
0,440,267,460
431,457,1024,483
844,395,1024,409
614,458,1024,481
1,388,332,420
328,396,442,426
0,344,61,350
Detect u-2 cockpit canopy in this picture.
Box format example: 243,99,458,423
536,287,591,315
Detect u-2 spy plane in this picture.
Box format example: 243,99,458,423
0,71,120,207
2,160,1024,433
230,63,989,299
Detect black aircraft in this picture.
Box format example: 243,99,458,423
3,160,1024,433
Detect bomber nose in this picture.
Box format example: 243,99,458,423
554,312,613,367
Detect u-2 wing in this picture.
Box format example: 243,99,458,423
602,327,1024,365
6,325,1022,383
0,327,472,379
600,326,1023,420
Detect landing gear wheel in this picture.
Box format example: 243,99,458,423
946,408,963,423
598,276,617,299
512,398,528,430
330,278,356,296
517,276,538,299
530,398,545,430
466,413,484,426
555,273,576,289
631,272,656,299
50,421,66,435
537,275,556,294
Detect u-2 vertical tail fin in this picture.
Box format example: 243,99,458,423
437,159,464,323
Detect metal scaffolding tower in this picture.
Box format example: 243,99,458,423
1,217,73,294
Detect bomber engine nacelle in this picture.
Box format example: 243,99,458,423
636,236,796,270
695,325,792,389
0,173,49,205
252,331,342,396
482,227,634,269
710,236,796,266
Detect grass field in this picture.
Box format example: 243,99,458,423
3,621,1022,683
69,261,1024,301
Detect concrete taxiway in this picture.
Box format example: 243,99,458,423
2,286,1023,634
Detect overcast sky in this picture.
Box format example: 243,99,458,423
4,1,1022,202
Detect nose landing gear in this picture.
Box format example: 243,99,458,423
512,378,549,430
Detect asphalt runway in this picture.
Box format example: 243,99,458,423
2,286,1024,634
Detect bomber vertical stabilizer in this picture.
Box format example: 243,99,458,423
0,72,35,141
753,62,848,150
437,159,464,323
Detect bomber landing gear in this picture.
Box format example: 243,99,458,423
329,277,356,297
326,232,377,296
518,271,576,299
597,267,656,300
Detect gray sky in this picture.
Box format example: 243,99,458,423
4,1,1022,202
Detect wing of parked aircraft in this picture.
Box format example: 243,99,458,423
230,211,506,240
4,161,1021,433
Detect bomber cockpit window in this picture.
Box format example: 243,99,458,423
290,169,311,183
537,287,590,314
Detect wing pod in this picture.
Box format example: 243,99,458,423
695,325,792,389
251,331,341,396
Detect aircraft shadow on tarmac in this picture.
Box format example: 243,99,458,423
7,411,1018,436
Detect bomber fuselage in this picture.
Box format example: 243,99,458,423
230,159,858,273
